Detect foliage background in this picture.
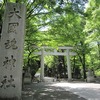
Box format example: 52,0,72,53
0,0,100,78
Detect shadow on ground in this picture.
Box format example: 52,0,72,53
22,82,86,100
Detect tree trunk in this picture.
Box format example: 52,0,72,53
80,41,87,79
82,52,86,79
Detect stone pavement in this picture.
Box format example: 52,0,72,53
22,82,86,100
51,82,100,100
22,77,100,100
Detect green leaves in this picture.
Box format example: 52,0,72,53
1,0,99,75
84,0,100,71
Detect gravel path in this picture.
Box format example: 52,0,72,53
22,82,86,100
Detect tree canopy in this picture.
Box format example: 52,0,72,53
0,0,100,78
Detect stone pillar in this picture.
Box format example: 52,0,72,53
0,3,26,100
40,48,45,82
87,69,95,82
67,49,72,81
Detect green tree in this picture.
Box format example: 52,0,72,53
84,0,100,73
2,0,99,79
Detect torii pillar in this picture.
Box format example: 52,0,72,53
67,49,72,81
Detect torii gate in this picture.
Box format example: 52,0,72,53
34,46,76,81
